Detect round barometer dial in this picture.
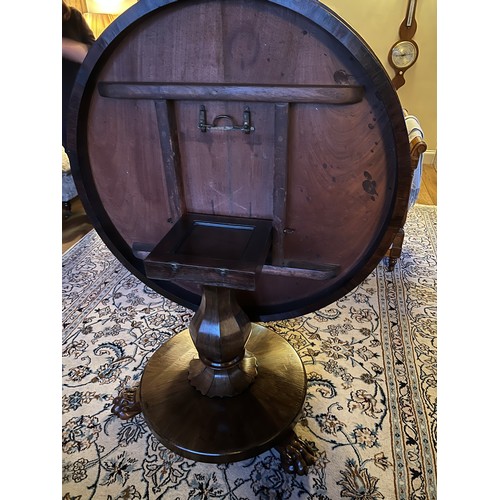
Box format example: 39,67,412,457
390,40,418,70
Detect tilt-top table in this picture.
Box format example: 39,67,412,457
68,0,412,475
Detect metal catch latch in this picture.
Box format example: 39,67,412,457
198,105,254,134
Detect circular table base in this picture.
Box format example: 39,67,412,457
139,324,307,463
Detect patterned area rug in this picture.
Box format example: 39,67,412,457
62,204,436,500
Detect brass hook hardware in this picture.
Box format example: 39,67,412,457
198,105,254,134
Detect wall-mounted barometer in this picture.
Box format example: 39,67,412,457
389,0,419,90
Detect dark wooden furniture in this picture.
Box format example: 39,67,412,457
68,0,412,475
385,109,427,270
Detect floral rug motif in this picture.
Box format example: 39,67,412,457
62,204,436,500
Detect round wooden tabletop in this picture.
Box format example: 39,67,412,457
68,0,412,321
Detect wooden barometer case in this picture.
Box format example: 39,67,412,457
68,0,412,475
389,0,420,90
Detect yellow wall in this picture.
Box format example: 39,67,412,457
321,0,437,161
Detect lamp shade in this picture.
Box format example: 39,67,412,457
85,0,136,15
83,12,118,37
